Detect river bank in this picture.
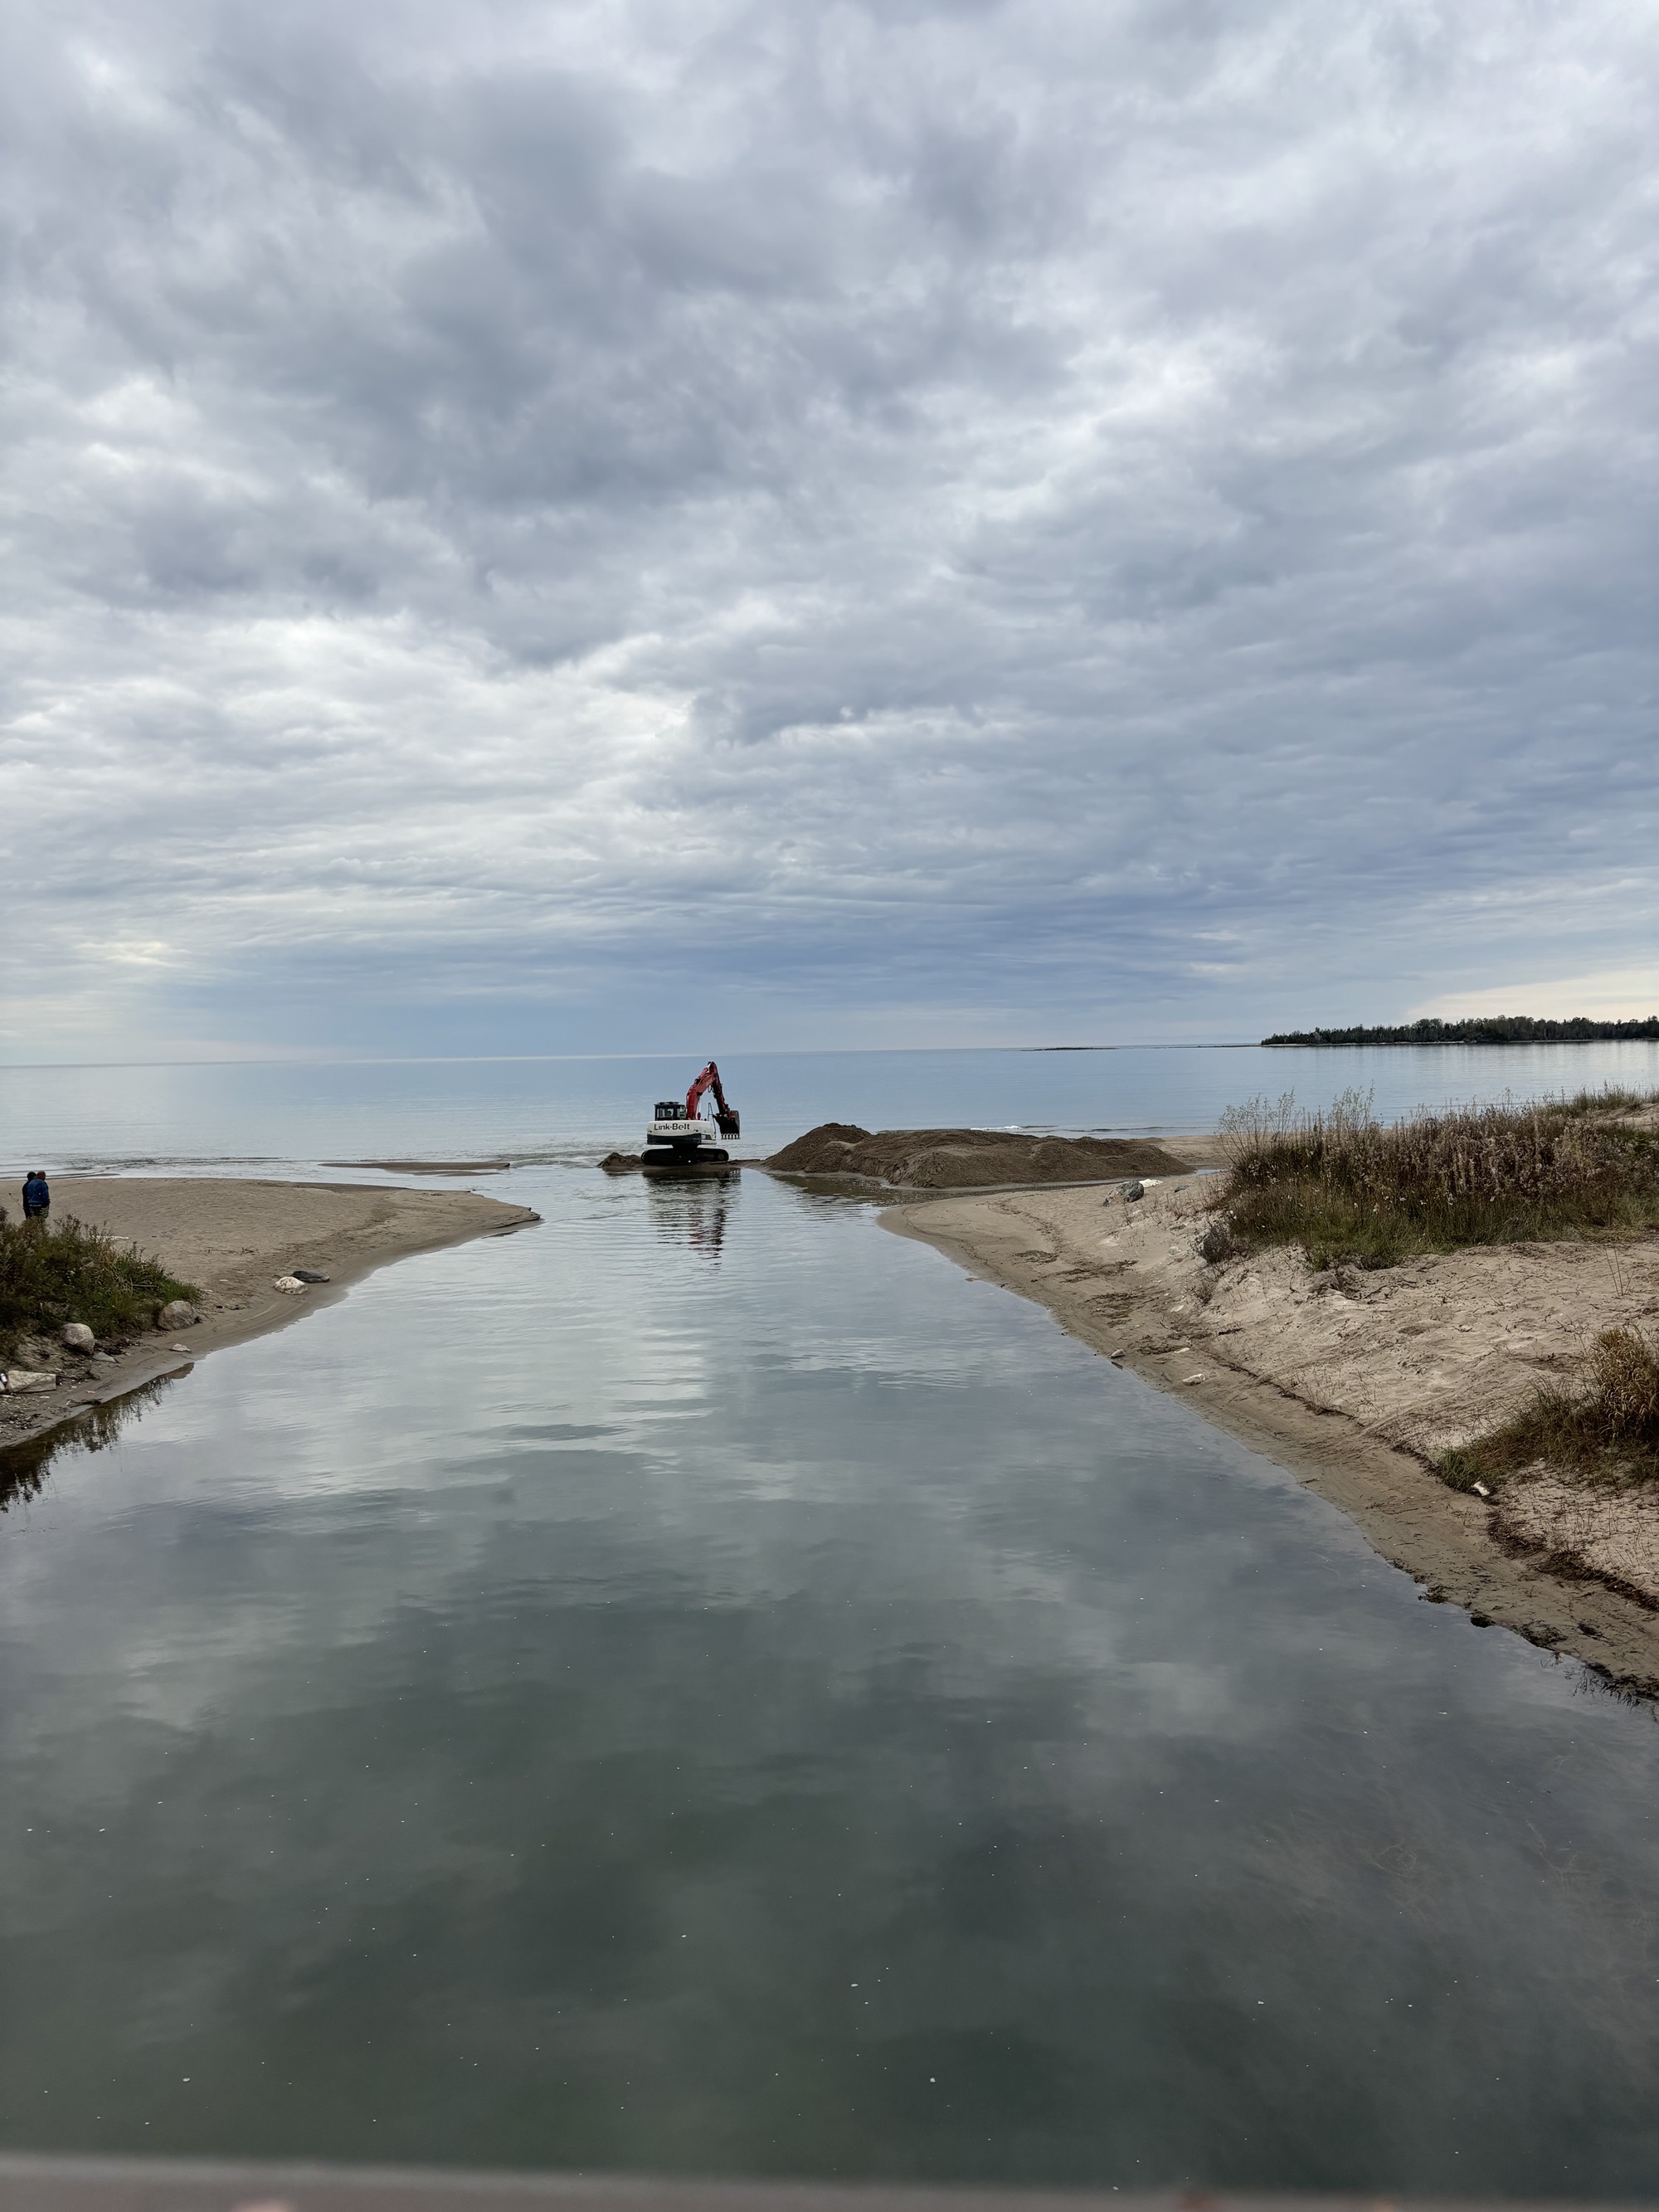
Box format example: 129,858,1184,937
0,1177,539,1457
886,1171,1659,1699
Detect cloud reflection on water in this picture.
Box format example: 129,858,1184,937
2,1167,1658,2189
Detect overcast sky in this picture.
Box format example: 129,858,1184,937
2,0,1655,1060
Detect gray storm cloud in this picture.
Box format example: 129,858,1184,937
1,0,1655,1055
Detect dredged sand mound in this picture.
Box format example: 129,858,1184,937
766,1123,1193,1189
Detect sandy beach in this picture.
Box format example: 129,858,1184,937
1,1176,539,1456
888,1167,1659,1700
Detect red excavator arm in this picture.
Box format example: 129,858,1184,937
685,1060,741,1138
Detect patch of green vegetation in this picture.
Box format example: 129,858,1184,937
1214,1088,1659,1269
0,1208,199,1362
1438,1328,1659,1494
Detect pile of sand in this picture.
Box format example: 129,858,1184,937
765,1123,1192,1190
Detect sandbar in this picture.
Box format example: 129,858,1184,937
324,1159,514,1174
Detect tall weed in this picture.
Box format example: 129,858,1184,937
1215,1092,1659,1268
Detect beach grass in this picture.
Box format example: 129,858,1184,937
0,1208,199,1361
1560,1084,1656,1116
1438,1327,1659,1493
1214,1086,1659,1269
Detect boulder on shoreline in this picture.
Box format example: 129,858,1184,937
1,1368,58,1393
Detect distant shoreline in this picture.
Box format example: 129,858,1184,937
1028,1024,1659,1051
1263,1017,1659,1046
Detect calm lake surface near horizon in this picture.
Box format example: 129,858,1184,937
3,1050,1659,2193
6,1037,1659,1171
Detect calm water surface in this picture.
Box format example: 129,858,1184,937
3,1055,1659,2192
5,1039,1659,1167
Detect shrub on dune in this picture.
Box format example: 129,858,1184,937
0,1209,199,1362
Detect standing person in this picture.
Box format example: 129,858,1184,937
21,1169,50,1222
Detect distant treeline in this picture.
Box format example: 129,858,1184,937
1263,1016,1659,1047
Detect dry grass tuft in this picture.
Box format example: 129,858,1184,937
1214,1087,1659,1269
1560,1083,1658,1117
1439,1327,1659,1495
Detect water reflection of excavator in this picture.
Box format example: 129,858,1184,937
641,1061,742,1174
647,1176,735,1257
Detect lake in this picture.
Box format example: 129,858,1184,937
2,1049,1658,2194
6,1040,1659,1170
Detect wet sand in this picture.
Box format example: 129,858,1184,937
1,1177,539,1454
887,1169,1659,1701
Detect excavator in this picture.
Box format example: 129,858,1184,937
641,1061,742,1172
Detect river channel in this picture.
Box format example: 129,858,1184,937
2,1050,1658,2194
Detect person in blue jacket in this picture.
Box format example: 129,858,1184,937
21,1170,50,1221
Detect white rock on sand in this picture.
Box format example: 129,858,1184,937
2,1369,58,1393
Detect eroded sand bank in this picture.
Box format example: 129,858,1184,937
1,1176,539,1454
887,1172,1659,1699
